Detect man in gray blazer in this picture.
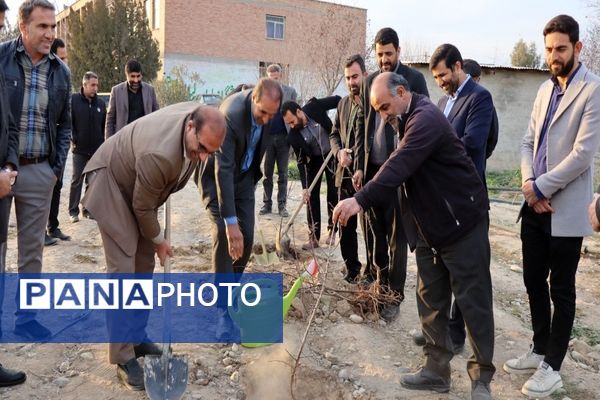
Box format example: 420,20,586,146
504,15,600,399
104,59,159,139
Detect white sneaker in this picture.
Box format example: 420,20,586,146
521,362,563,398
503,345,544,374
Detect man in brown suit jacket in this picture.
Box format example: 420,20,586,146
82,102,226,391
104,59,159,139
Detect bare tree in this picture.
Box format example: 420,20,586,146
582,1,600,74
0,18,19,42
305,3,366,96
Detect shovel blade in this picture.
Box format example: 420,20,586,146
144,354,188,400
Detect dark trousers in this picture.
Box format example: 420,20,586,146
521,205,582,371
339,181,361,274
305,155,336,241
416,217,495,383
363,163,407,300
262,134,289,210
47,168,65,232
207,172,255,274
448,214,490,346
68,153,91,217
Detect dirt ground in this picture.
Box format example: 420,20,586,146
0,155,599,400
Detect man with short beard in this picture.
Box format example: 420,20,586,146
503,15,600,399
105,59,159,138
329,54,368,282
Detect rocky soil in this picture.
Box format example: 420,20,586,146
0,156,598,400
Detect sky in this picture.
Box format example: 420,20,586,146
5,0,596,66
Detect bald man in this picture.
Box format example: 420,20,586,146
334,72,495,400
82,103,226,391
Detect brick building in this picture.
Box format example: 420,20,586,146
56,0,367,98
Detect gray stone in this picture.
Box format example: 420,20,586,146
314,317,323,325
325,352,339,364
587,351,600,361
196,369,206,380
79,352,94,360
191,392,203,399
329,311,341,323
349,314,363,324
291,297,305,319
58,361,70,373
222,357,235,366
570,339,593,355
231,344,239,352
338,369,350,380
571,350,591,365
224,365,235,374
230,371,240,383
336,300,353,317
378,319,387,327
53,377,69,388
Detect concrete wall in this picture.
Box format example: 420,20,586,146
163,54,260,95
410,64,549,171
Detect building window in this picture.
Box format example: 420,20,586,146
266,15,284,40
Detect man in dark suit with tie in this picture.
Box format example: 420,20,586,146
199,78,282,273
428,44,495,353
330,54,367,282
359,27,429,321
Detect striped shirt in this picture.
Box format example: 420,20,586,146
16,39,50,158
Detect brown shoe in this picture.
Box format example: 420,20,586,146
301,238,319,250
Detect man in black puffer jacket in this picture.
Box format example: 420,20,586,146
68,71,106,222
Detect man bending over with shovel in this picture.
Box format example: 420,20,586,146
82,104,226,391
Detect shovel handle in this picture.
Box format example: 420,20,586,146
280,151,334,237
162,198,171,359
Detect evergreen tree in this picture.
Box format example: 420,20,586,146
68,0,160,91
510,39,541,68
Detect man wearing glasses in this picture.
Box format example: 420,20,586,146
81,103,226,391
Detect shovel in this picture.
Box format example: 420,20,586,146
144,198,188,400
276,151,334,257
253,220,279,266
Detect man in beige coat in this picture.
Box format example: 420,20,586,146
82,102,226,391
504,15,600,399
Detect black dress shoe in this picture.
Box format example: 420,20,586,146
413,332,426,346
380,303,400,322
343,271,360,284
0,365,26,387
258,205,271,215
401,367,450,393
14,320,52,341
134,342,162,358
451,341,465,354
117,358,144,391
49,228,71,241
44,233,58,246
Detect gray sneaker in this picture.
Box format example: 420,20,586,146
471,380,491,400
503,345,544,374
